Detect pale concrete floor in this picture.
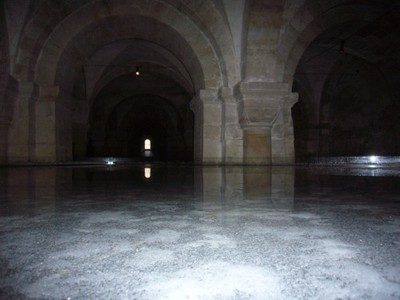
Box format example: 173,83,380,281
0,165,399,299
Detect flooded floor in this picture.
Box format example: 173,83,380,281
0,165,399,299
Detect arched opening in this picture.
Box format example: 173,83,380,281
6,0,237,165
144,139,151,151
25,8,226,163
291,10,400,161
55,15,203,163
87,90,194,162
84,54,194,161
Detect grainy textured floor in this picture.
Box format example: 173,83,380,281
0,165,399,299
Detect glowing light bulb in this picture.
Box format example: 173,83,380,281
107,160,114,165
369,155,378,163
135,71,140,76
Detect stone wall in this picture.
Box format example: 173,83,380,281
1,0,399,165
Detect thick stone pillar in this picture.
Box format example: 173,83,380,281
242,125,272,164
72,123,88,159
34,86,58,162
236,82,298,165
35,86,72,163
0,74,18,163
302,126,321,158
190,89,223,164
8,81,37,163
244,0,286,82
220,87,243,164
0,124,9,164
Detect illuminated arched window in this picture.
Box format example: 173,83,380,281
144,167,151,178
144,139,151,150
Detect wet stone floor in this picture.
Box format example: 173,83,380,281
0,165,399,299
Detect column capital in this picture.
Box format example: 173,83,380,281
235,82,297,104
17,80,39,97
234,81,298,128
39,85,60,101
190,88,220,111
218,87,237,103
235,82,291,97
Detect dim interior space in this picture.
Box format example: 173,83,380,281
1,0,400,299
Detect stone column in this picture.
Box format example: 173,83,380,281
190,89,223,164
302,126,321,158
0,74,18,164
236,82,298,165
72,123,88,159
35,85,72,163
8,81,38,163
243,0,286,82
220,87,243,164
0,124,9,164
34,86,58,162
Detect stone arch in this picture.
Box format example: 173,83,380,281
14,0,238,89
89,94,192,161
9,0,239,163
89,73,190,131
285,1,400,159
83,62,193,161
317,56,399,156
86,40,194,101
39,15,212,90
280,1,388,85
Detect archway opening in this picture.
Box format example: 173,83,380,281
86,71,194,162
292,12,400,161
33,13,213,163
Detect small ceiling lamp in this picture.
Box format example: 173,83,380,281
135,66,140,76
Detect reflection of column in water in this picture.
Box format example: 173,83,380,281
243,166,294,210
196,166,245,203
5,169,33,215
244,166,271,199
35,168,67,211
196,166,294,210
4,168,63,215
224,166,244,202
271,166,294,210
198,166,223,201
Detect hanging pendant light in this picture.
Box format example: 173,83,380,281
135,66,140,76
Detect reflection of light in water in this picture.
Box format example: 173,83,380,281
144,167,151,178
